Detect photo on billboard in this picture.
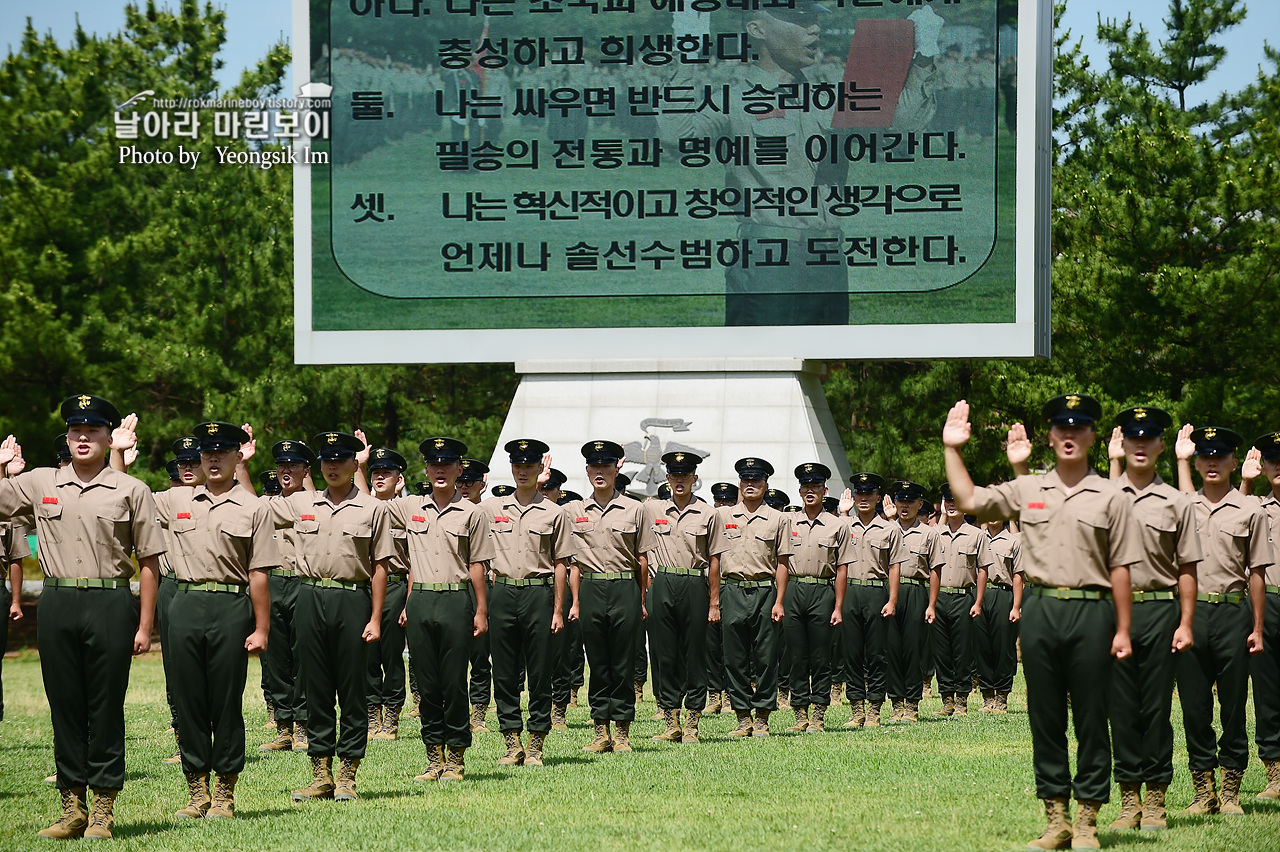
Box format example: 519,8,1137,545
294,0,1050,361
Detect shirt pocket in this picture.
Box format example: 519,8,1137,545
36,501,64,544
295,519,320,535
1074,510,1111,563
1219,519,1253,569
96,506,131,562
343,521,373,561
220,519,254,563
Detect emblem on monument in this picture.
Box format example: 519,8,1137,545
623,418,709,496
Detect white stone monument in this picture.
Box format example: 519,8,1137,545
485,359,853,503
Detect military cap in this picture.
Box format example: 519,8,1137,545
662,451,701,474
558,490,583,505
582,440,625,464
794,462,832,484
786,505,804,513
420,437,467,464
921,499,936,517
61,394,121,429
505,438,549,465
458,458,489,482
311,431,364,461
761,1,830,24
1042,393,1101,427
734,457,774,480
540,468,568,489
889,480,927,501
260,469,282,495
491,484,516,498
414,481,430,496
165,458,181,480
172,436,201,462
368,447,407,472
764,489,790,510
1253,432,1280,461
1191,426,1242,457
272,440,317,465
850,472,885,493
1115,406,1172,438
939,483,955,501
193,421,249,453
656,482,672,500
55,433,72,462
711,482,739,504
616,473,632,491
822,496,840,514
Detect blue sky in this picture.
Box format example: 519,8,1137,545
0,0,1275,98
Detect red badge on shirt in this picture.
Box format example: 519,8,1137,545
792,531,800,536
412,515,426,523
576,517,590,523
176,512,191,519
42,497,58,504
725,523,738,530
494,516,510,523
301,514,316,521
1027,502,1045,510
654,519,668,525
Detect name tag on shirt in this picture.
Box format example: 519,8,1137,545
301,514,316,521
43,497,58,504
1027,502,1045,509
176,512,192,519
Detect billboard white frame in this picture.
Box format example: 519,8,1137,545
292,0,1052,363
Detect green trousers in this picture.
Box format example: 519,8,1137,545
721,582,780,712
647,572,710,712
468,583,492,707
1021,594,1115,802
888,580,928,701
782,581,835,707
930,588,975,695
168,588,252,775
490,582,555,733
366,576,408,709
551,617,584,704
1253,592,1280,760
406,587,474,748
706,619,726,692
842,584,889,703
37,585,137,790
297,583,370,759
580,576,642,722
264,573,306,724
974,585,1018,693
1177,599,1251,771
157,574,179,730
633,634,649,686
1110,597,1179,783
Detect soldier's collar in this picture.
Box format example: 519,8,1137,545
194,484,245,505
55,462,118,489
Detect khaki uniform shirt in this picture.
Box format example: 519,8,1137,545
641,497,717,574
710,503,793,581
971,470,1145,589
787,511,851,579
480,492,573,579
846,514,905,581
387,493,495,585
565,494,654,575
984,529,1023,586
899,519,943,581
1118,473,1202,591
156,485,280,584
1,520,31,564
1192,488,1273,595
1257,495,1280,586
0,466,165,580
937,521,995,588
269,488,395,582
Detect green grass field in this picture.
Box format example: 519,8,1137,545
3,650,1274,851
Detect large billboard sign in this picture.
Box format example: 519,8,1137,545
294,0,1051,362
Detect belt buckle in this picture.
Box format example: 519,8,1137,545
1055,587,1071,600
75,577,89,589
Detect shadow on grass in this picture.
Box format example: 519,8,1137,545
1101,830,1162,846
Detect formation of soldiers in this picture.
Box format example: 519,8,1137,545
0,392,1277,850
